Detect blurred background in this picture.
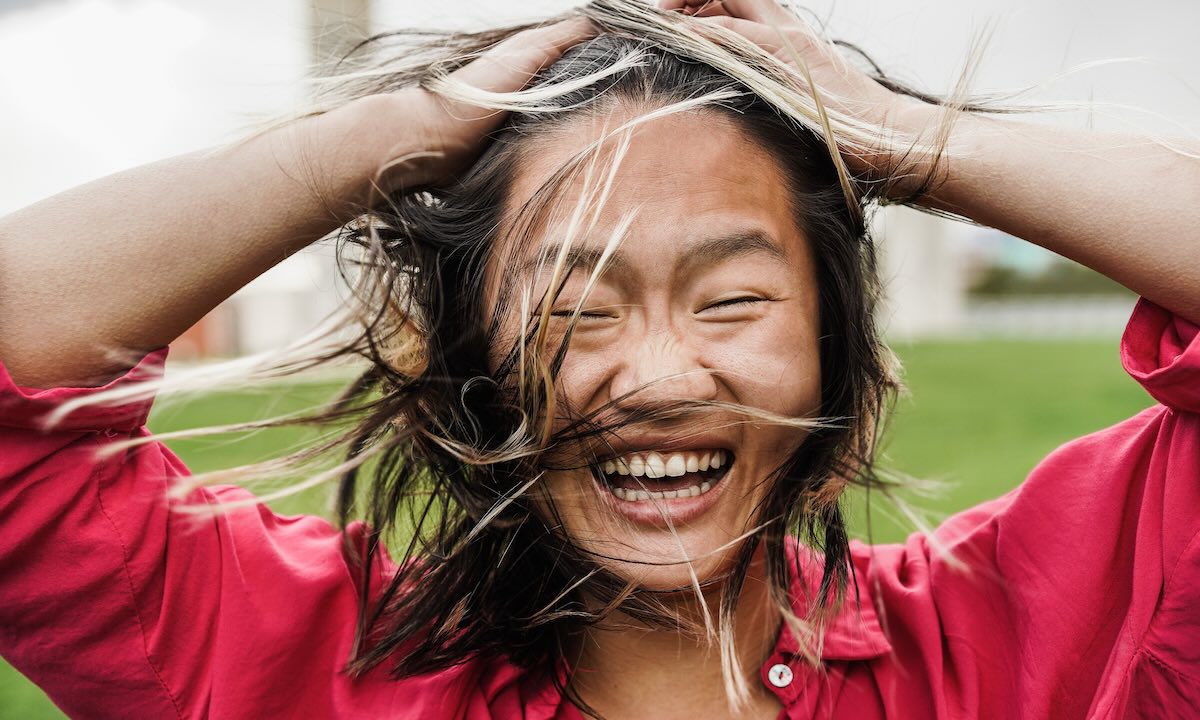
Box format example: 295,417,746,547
1,0,1196,716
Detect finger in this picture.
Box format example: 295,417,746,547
450,17,596,96
697,15,784,53
419,18,595,144
659,0,730,17
707,0,793,24
689,1,734,19
658,0,716,9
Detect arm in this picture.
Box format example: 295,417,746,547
0,20,596,716
664,0,1200,324
0,97,407,390
0,354,401,718
0,18,594,390
893,107,1200,325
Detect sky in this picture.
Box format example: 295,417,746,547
0,1,299,211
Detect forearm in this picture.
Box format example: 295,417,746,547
0,93,416,388
899,104,1200,323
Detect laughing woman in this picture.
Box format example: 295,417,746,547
1,0,1198,718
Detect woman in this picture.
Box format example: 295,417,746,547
1,0,1197,717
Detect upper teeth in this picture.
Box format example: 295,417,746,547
600,449,728,478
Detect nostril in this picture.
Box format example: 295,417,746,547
609,377,721,411
607,333,719,407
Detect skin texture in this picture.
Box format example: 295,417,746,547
489,107,822,590
483,108,822,719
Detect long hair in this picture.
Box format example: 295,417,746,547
61,0,1006,714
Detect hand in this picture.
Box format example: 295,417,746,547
388,17,596,191
658,0,928,180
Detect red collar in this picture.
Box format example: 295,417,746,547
774,538,893,662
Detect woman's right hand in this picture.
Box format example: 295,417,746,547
392,17,596,191
0,16,595,388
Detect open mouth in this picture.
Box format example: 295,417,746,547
592,449,734,502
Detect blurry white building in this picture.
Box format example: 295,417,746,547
875,206,971,341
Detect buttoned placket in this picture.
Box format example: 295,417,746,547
763,653,861,719
762,541,896,717
760,650,803,707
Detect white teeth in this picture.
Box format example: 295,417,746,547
599,447,734,499
608,478,718,502
644,452,666,479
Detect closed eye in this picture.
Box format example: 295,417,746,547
700,296,767,312
549,309,614,319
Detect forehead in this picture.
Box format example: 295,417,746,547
499,105,807,270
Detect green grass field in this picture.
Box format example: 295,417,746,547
1,340,1154,718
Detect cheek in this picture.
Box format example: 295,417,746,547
542,309,822,419
703,308,823,415
548,352,613,414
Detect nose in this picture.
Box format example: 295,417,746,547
609,326,719,409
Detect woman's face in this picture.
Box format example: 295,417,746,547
487,107,822,590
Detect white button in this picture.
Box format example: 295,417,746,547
767,663,793,688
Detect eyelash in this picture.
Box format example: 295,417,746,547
703,296,766,311
549,309,611,319
546,297,767,319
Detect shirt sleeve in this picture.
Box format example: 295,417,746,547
856,298,1200,719
0,350,381,719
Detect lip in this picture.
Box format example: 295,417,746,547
587,431,736,464
590,460,732,529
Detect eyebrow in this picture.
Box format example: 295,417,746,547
518,228,789,282
675,229,789,279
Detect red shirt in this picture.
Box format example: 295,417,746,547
1,297,1198,719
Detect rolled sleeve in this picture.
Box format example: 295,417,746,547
1121,297,1200,413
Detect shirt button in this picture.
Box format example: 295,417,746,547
767,663,794,688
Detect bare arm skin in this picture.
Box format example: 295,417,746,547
894,106,1200,325
667,0,1200,325
0,97,405,389
0,19,595,389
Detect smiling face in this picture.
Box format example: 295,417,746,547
485,106,822,590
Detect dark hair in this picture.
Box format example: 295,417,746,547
309,3,912,710
334,26,899,681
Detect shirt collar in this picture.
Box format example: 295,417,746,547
774,538,893,662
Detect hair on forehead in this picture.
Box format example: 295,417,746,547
516,227,792,281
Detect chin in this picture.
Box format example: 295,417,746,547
545,447,762,593
602,533,746,593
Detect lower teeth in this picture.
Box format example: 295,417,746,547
611,481,713,502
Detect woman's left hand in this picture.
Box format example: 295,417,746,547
658,0,926,179
662,0,1200,326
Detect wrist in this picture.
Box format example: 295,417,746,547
862,98,951,202
297,92,431,211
